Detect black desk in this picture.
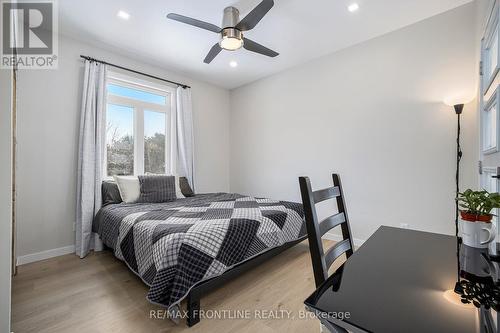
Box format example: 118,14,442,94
305,226,499,333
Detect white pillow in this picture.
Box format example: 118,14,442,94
174,176,185,199
113,176,140,203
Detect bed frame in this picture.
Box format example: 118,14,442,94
185,235,308,326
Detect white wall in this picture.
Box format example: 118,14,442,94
230,3,479,241
15,2,484,259
0,68,13,332
16,35,231,258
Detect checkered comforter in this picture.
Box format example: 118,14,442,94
93,193,306,309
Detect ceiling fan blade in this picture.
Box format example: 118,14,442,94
204,43,223,64
167,13,221,33
243,38,279,57
235,0,274,31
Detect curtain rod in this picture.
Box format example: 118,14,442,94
79,55,190,89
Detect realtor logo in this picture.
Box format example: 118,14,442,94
1,0,58,69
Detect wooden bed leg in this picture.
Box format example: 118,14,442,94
186,294,200,327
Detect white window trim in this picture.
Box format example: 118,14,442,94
482,86,500,155
480,167,499,230
481,167,497,188
104,70,177,179
482,0,500,94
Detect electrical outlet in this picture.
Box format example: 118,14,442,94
400,223,409,229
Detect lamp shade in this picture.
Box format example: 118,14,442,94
454,104,464,114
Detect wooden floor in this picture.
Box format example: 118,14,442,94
12,240,339,333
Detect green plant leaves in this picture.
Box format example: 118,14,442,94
457,189,500,216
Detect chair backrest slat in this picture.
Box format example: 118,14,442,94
319,212,346,237
299,174,354,287
324,239,352,270
312,186,340,204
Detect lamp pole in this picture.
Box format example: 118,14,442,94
454,104,464,239
453,103,464,296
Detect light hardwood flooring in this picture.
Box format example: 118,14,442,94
12,240,341,333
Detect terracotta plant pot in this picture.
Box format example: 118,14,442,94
460,211,477,222
476,214,493,222
460,211,492,223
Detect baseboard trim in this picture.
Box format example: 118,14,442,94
323,232,365,247
17,245,75,266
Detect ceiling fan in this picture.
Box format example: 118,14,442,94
166,0,279,64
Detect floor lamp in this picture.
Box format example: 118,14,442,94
453,104,464,296
454,103,464,240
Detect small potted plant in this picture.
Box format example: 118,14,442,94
457,189,499,248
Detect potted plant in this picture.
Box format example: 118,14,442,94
457,189,499,248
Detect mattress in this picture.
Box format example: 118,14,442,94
93,193,306,309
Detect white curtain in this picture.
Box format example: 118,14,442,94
176,87,195,190
76,60,107,258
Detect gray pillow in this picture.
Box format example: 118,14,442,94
137,175,176,203
102,181,122,206
179,177,195,197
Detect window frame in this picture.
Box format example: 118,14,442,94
104,70,177,179
482,0,500,95
482,85,500,154
480,167,498,228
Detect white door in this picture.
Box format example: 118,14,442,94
480,1,500,253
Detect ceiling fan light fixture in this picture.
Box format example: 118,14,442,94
166,0,279,64
220,37,243,51
219,28,243,51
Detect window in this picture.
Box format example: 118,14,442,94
104,72,174,177
106,104,134,176
487,30,499,80
484,100,497,150
481,167,498,231
483,87,500,154
482,2,500,93
144,110,166,174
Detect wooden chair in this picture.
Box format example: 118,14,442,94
299,174,354,288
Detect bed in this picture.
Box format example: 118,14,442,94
93,192,306,326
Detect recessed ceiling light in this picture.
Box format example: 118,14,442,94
117,10,130,20
229,61,238,68
348,3,359,12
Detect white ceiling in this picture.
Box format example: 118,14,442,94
59,0,473,89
